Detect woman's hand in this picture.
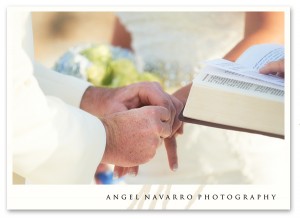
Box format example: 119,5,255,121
259,59,285,78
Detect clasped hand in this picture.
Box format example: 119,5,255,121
80,82,183,178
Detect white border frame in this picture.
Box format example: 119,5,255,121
6,6,290,210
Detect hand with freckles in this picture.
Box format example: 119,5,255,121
80,82,183,180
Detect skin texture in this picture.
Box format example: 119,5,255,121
224,12,284,61
80,82,183,178
100,106,171,167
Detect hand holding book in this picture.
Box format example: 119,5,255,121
260,59,285,78
181,44,285,138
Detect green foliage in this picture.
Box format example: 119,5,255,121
81,45,163,88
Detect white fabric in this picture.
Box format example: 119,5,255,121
8,10,106,184
119,12,245,87
118,12,289,184
34,62,92,108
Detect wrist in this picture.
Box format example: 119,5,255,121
80,86,110,117
173,84,191,105
99,116,116,164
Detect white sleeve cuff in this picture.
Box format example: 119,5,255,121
34,62,92,108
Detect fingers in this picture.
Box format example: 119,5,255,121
259,59,285,77
164,136,178,171
156,105,171,122
152,83,177,129
113,166,126,178
158,122,172,138
155,106,172,138
133,82,183,139
164,123,183,172
108,104,180,174
129,166,139,176
177,123,184,135
169,95,184,135
143,106,172,138
113,165,139,178
138,82,177,129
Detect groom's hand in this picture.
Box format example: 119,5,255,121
100,106,171,167
80,82,182,134
111,91,184,178
80,82,183,175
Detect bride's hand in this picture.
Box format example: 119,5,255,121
164,95,184,171
259,59,285,78
172,83,192,105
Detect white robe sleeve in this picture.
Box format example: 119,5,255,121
33,62,92,108
8,10,106,184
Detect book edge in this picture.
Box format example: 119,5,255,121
179,107,284,139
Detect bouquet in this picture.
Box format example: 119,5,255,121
54,44,164,88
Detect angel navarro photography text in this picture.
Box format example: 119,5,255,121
106,193,277,201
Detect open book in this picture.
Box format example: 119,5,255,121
180,44,285,138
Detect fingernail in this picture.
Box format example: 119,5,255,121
172,163,178,172
128,171,137,177
259,68,266,73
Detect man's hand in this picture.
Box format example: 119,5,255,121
100,106,171,167
80,82,182,134
112,95,184,178
80,82,183,176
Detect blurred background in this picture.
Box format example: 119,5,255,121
32,12,165,90
32,12,116,68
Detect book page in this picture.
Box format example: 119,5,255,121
205,59,284,87
236,44,284,70
193,66,284,102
